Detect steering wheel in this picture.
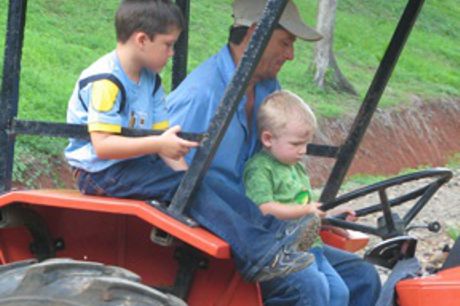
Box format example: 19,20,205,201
320,168,453,240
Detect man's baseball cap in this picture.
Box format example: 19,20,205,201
232,0,322,41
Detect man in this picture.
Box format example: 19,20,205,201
168,0,381,305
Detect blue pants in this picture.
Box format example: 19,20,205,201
261,245,381,306
324,246,381,306
261,247,349,306
76,156,294,280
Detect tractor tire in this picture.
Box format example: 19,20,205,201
0,258,186,306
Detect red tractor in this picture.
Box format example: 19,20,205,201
0,0,458,305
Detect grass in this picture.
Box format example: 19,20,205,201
446,153,460,169
1,0,458,121
447,225,460,241
0,0,458,184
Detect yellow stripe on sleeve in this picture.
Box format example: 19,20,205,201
88,122,122,134
91,79,119,112
152,120,169,130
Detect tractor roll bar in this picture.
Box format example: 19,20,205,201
172,0,191,90
10,119,204,142
0,0,27,193
320,0,425,202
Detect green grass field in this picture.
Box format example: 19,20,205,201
0,0,458,183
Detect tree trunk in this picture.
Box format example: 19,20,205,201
313,0,357,95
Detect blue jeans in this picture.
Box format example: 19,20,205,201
76,156,294,280
323,245,381,306
261,247,349,306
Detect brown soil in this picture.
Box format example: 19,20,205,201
11,159,75,191
307,98,460,187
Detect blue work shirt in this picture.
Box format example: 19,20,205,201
167,45,280,193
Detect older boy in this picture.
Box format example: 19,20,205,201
65,0,316,283
244,90,350,306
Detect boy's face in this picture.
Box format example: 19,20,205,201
262,121,313,165
138,27,181,73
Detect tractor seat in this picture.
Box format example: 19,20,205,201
0,189,231,259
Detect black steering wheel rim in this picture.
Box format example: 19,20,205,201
321,168,453,239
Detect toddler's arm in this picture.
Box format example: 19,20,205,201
259,201,326,220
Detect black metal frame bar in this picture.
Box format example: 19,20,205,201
172,0,190,90
320,0,425,202
166,0,289,223
307,144,339,158
0,0,28,193
379,190,396,233
10,119,203,142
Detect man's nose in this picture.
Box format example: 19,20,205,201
285,45,294,61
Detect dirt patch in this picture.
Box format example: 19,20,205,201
12,159,74,191
307,98,460,187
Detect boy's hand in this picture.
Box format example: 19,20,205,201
157,125,199,160
326,207,358,222
309,202,326,218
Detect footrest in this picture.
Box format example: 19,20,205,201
320,228,369,252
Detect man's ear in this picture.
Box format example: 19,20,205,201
243,23,257,44
260,130,273,148
240,23,257,46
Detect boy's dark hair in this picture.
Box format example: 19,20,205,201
116,0,185,43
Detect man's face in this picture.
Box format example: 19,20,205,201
253,28,296,81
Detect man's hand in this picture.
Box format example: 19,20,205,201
157,125,199,160
326,207,358,222
160,156,189,171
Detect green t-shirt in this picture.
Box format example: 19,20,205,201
243,150,322,247
243,150,312,206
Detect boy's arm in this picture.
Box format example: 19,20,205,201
91,125,198,160
259,201,325,220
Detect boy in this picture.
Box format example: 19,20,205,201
244,90,351,305
65,0,317,283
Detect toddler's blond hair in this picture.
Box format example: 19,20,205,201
257,90,317,137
